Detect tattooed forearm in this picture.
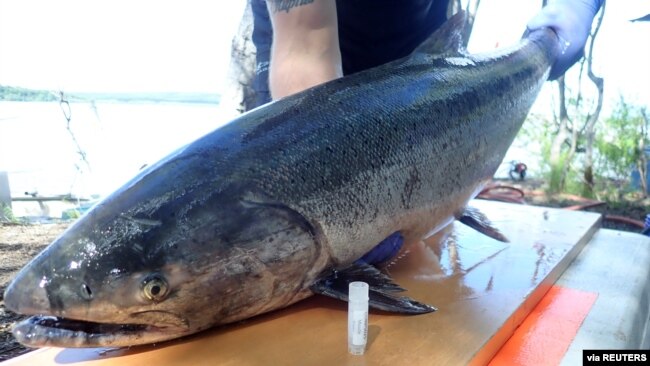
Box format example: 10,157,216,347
268,0,315,13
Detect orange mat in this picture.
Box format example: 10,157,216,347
489,285,598,366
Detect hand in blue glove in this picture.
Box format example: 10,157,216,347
527,0,604,80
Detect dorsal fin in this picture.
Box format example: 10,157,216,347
412,10,467,56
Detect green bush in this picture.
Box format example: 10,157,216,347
1,202,17,223
0,85,57,101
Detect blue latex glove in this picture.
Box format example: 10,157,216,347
355,232,404,265
527,0,604,80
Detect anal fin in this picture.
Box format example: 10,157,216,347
310,263,436,314
457,206,509,242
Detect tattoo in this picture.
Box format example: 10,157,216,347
268,0,315,13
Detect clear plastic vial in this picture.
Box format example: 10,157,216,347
348,281,369,355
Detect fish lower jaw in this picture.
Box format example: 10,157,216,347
12,315,188,348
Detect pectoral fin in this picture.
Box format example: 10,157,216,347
310,263,436,314
457,206,509,242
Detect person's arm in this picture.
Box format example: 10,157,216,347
266,0,342,100
527,0,604,80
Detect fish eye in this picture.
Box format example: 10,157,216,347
80,283,93,300
142,274,169,302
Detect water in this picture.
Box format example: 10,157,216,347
0,101,228,214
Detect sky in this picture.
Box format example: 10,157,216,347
0,0,648,104
470,0,650,112
0,0,246,93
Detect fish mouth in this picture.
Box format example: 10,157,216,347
12,315,187,348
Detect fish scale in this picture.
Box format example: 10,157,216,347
257,56,548,264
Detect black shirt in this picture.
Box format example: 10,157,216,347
250,0,450,107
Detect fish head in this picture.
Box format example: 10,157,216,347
3,211,194,347
4,181,322,348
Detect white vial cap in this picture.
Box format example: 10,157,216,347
349,281,369,301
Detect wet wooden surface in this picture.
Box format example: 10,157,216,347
2,200,602,366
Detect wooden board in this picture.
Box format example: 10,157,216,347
2,200,602,366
